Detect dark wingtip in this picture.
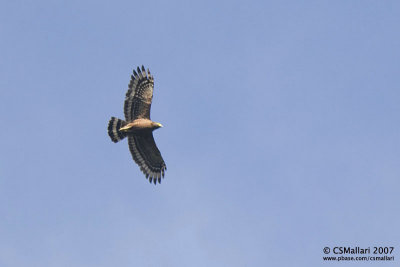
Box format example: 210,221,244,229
141,65,147,77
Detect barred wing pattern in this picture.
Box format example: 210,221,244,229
124,66,154,121
128,134,167,184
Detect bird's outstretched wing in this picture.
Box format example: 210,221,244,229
124,66,154,121
128,134,167,184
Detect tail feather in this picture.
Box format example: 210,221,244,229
108,117,127,143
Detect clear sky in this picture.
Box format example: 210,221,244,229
1,1,399,266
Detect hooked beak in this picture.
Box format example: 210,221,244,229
157,123,163,128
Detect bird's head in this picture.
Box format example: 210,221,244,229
152,122,163,129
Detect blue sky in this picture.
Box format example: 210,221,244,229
1,1,399,266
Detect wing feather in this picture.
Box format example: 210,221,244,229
124,66,154,121
127,134,167,184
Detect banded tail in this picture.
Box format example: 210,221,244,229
108,117,128,143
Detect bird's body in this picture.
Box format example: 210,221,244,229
120,119,162,134
107,66,166,184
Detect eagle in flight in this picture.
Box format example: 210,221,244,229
108,66,166,184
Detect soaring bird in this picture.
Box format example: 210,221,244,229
108,66,166,184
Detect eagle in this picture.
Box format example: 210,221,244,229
107,66,166,184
